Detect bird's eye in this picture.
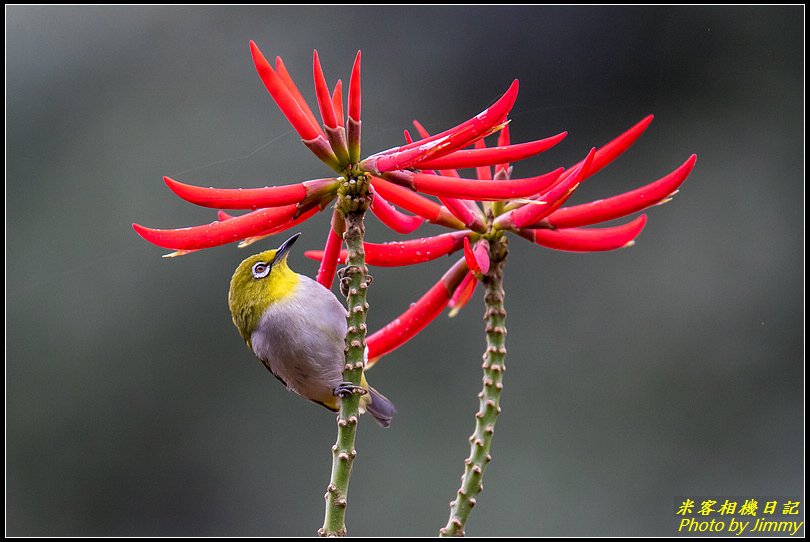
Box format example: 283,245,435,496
251,262,271,279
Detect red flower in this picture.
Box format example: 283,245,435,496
133,42,695,363
308,115,696,366
134,43,561,286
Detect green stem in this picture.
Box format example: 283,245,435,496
320,175,371,537
441,235,508,537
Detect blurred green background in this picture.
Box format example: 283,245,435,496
6,6,803,536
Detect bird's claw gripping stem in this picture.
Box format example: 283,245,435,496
337,265,359,297
333,382,368,398
338,265,372,297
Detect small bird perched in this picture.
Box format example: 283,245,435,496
228,233,395,427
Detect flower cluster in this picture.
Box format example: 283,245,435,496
307,117,696,366
134,44,563,279
134,43,695,364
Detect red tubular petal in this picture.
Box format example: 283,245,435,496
331,80,344,127
275,56,323,137
413,118,490,175
520,215,648,252
162,176,337,209
348,51,361,122
366,258,468,365
411,119,431,140
370,177,465,229
165,203,315,254
496,123,511,173
304,231,469,267
133,204,301,250
497,123,511,147
474,139,493,180
475,137,494,211
316,220,342,289
272,206,319,233
360,231,469,266
501,148,595,229
411,120,462,177
313,50,338,129
238,206,320,248
392,85,517,157
393,167,564,201
249,41,320,141
413,131,567,170
473,239,490,275
547,155,697,229
576,114,654,181
463,237,490,278
403,129,414,144
364,80,519,173
448,272,478,317
267,206,318,233
438,195,486,232
370,177,439,221
463,237,479,275
347,51,362,163
476,164,493,180
370,192,425,234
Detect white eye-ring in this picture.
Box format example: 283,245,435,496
251,262,271,279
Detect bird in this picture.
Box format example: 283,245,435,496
228,232,396,427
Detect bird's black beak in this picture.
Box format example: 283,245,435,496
271,232,301,266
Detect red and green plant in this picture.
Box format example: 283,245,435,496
134,42,695,536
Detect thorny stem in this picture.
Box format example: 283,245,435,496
320,173,371,537
441,235,508,537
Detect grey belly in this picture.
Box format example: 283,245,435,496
250,295,345,403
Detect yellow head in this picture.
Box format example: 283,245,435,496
228,233,301,343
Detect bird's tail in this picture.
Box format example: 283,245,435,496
366,386,396,428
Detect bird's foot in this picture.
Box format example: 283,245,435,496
337,266,372,297
337,266,358,297
333,382,368,398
